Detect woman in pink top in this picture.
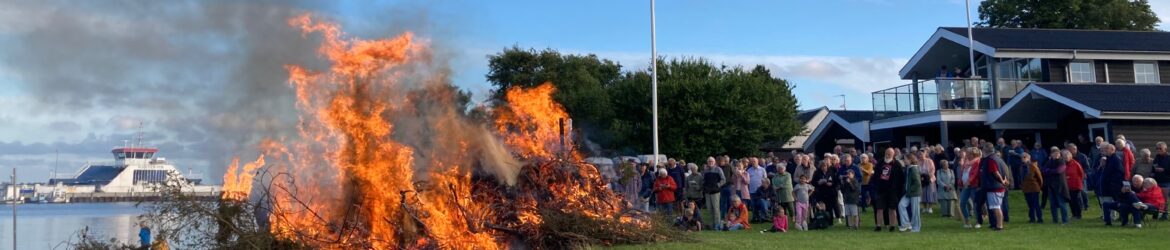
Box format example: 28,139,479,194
735,161,751,200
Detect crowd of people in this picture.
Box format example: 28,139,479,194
608,135,1170,233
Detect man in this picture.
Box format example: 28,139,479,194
1153,142,1170,220
719,156,734,216
1099,144,1126,225
991,147,1013,223
747,158,767,222
702,157,726,229
1030,142,1048,168
980,143,1009,231
996,138,1008,156
139,221,151,250
667,158,687,212
872,147,905,232
1006,140,1025,190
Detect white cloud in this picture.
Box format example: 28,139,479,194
1152,0,1170,29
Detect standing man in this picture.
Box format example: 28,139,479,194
1068,143,1091,212
1099,144,1126,225
667,158,687,214
747,158,767,222
1031,142,1048,168
980,143,1009,231
1007,140,1025,190
702,157,726,229
139,221,152,250
872,147,905,232
1152,142,1170,220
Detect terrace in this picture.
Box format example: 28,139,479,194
871,77,1029,114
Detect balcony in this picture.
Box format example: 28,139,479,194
872,78,1029,114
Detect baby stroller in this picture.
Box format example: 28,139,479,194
809,202,833,230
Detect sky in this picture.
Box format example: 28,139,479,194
1,0,1168,182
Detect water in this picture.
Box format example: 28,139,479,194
0,202,148,250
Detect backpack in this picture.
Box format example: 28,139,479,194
809,210,832,230
702,171,723,194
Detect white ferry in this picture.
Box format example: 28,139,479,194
5,146,221,203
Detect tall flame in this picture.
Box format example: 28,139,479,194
221,155,264,201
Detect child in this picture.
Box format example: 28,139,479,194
809,202,833,230
760,205,789,233
722,196,751,231
841,170,861,229
793,175,815,231
675,201,703,231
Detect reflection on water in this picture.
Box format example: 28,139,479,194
0,202,148,250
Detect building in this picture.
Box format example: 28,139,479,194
779,107,889,154
868,27,1170,151
795,26,1170,153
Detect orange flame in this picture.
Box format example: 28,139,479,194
494,83,578,161
221,155,264,201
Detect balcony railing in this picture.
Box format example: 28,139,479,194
871,78,1029,113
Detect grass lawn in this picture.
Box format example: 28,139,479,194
607,191,1165,249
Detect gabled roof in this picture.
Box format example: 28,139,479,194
941,27,1170,52
782,107,872,151
989,83,1170,125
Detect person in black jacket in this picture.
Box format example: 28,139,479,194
812,158,840,223
871,147,905,232
1099,144,1126,225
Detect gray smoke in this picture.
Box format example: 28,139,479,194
0,1,434,181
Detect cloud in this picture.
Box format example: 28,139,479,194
1152,0,1170,29
46,121,81,132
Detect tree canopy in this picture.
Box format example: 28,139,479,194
977,0,1160,31
487,48,801,162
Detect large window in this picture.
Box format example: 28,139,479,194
1069,61,1095,83
1134,62,1160,84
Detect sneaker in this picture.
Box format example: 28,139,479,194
838,218,844,224
962,224,972,228
888,226,896,232
874,226,882,232
975,224,982,229
1136,224,1143,229
899,227,910,232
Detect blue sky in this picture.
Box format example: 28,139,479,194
1,0,1167,182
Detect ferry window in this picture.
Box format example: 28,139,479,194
1135,62,1160,84
117,152,126,159
146,153,154,159
1069,61,1095,83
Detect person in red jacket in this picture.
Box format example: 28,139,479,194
1119,139,1135,178
1137,178,1166,213
1064,150,1086,219
653,168,678,215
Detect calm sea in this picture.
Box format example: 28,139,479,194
0,202,148,250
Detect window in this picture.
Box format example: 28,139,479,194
1069,61,1095,83
1134,62,1160,84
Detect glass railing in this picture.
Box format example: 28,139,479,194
872,78,1014,113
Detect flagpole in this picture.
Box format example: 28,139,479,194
966,0,977,77
650,0,660,168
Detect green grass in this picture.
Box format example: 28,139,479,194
606,191,1165,249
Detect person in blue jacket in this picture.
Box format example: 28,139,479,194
138,221,151,250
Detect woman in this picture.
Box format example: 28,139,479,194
734,161,751,201
937,160,958,218
859,154,875,213
959,147,983,228
653,168,678,214
721,196,751,231
812,159,840,222
1135,149,1155,180
898,153,923,232
1021,153,1044,223
920,150,938,214
1064,150,1086,220
1042,148,1070,224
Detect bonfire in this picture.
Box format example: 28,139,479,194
214,14,676,249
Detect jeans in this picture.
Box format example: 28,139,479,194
1025,192,1043,222
1069,190,1084,219
1001,191,1010,222
704,192,722,228
718,222,745,231
720,187,732,217
974,189,987,225
959,188,977,223
1048,190,1069,224
860,184,871,212
752,198,771,221
898,196,922,232
659,203,674,216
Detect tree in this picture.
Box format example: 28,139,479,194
608,59,801,161
977,0,1160,31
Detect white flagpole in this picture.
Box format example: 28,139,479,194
966,0,977,77
651,0,660,168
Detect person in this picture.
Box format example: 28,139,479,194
721,196,750,231
918,150,937,215
639,163,655,211
898,154,923,232
668,158,687,211
701,157,726,229
1031,142,1048,168
1007,140,1026,189
761,206,789,233
991,150,1013,223
1136,178,1165,225
1042,148,1070,225
653,168,678,215
754,178,775,222
859,153,875,213
959,147,985,229
1100,144,1126,224
1154,142,1170,220
872,147,905,232
675,201,702,232
684,163,705,209
795,154,816,187
733,161,751,208
139,221,151,250
794,175,815,231
1065,150,1086,220
979,143,1008,231
1068,143,1092,213
812,158,840,223
937,160,958,218
1103,182,1144,228
719,156,735,218
842,170,861,229
1119,139,1135,178
1021,153,1044,223
809,202,834,230
773,163,795,217
747,158,768,222
1135,149,1155,180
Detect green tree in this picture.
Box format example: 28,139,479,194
608,59,801,161
978,0,1160,31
